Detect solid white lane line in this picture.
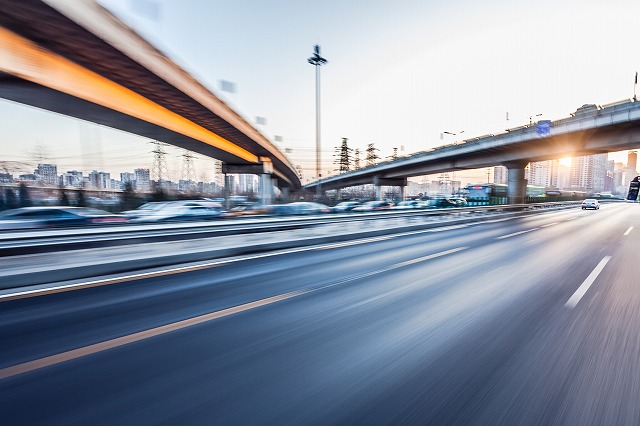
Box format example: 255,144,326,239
425,225,468,232
540,222,558,228
624,226,633,236
0,246,467,380
565,256,612,309
496,228,539,240
394,247,467,267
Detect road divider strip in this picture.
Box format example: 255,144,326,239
0,246,467,380
565,256,612,309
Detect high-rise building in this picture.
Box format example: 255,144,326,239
238,174,256,194
614,162,625,194
134,168,151,192
494,166,507,184
628,151,637,171
622,151,639,190
605,160,615,193
36,163,58,185
528,160,559,187
570,153,607,193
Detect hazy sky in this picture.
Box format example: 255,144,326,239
1,0,639,183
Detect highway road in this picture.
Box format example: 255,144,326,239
2,202,640,425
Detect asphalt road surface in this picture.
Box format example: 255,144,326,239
2,202,640,425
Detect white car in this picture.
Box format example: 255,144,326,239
581,199,600,210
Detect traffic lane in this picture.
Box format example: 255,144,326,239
454,205,640,425
0,204,622,370
0,222,480,369
0,201,598,364
1,210,630,424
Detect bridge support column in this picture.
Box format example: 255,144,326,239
222,158,274,206
373,176,407,201
505,161,529,204
223,174,232,210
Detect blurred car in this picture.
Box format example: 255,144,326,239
0,206,127,229
230,203,270,216
129,202,225,222
121,202,169,219
392,200,430,210
270,202,330,215
428,197,467,208
330,201,361,213
581,199,600,210
352,201,393,212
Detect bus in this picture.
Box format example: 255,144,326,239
465,183,548,205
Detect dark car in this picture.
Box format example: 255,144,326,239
0,206,128,229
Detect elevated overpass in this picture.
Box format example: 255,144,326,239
0,0,301,195
306,100,640,203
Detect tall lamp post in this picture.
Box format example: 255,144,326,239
308,45,328,197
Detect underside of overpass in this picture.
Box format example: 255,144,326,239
0,0,301,192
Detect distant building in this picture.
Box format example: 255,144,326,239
18,174,37,182
134,168,151,191
628,151,637,171
62,170,83,187
570,153,607,193
0,173,13,183
88,170,111,189
237,174,256,194
604,160,615,193
36,163,58,185
493,166,507,185
120,172,135,186
528,160,559,187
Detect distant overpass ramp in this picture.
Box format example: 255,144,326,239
306,100,640,192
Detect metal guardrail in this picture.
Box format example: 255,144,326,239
0,201,588,256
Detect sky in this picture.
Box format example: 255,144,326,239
1,0,639,184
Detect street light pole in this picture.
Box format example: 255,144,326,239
308,45,327,197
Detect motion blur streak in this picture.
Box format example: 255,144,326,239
0,246,466,378
0,27,257,162
3,203,640,424
0,291,303,380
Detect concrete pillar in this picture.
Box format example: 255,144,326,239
505,161,528,204
400,185,406,202
222,157,274,206
375,185,383,200
372,176,407,201
259,174,273,205
223,174,232,210
281,187,290,202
